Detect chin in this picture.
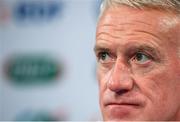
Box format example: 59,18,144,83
102,105,145,121
103,115,147,121
102,109,148,121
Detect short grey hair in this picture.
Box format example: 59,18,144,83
99,0,180,58
100,0,180,16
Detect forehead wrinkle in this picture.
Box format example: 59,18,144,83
96,32,123,40
97,20,156,36
132,20,152,26
100,6,180,33
115,21,153,27
96,26,162,52
133,30,163,44
98,21,152,28
97,22,152,40
96,24,124,40
97,24,124,34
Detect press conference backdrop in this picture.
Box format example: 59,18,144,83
0,0,102,120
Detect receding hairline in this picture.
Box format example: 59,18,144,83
100,0,180,17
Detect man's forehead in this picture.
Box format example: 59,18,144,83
97,6,180,45
98,6,180,31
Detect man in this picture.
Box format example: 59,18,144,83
94,0,180,121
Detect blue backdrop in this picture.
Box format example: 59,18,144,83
0,0,102,120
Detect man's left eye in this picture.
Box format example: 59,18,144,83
132,52,151,64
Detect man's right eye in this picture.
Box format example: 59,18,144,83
98,52,111,63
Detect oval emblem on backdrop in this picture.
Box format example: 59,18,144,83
4,54,63,86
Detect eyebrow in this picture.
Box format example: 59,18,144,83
126,44,162,60
94,44,162,58
94,45,111,54
128,45,157,53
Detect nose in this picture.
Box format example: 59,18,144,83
107,59,134,93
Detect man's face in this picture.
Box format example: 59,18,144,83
95,6,180,121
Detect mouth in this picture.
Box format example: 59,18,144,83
104,101,143,118
106,102,140,107
105,103,141,111
104,95,145,107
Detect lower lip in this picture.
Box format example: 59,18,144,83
106,104,139,118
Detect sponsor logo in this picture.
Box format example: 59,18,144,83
13,0,64,24
0,0,64,25
14,0,63,23
4,54,63,85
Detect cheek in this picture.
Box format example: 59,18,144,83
97,68,106,114
135,64,180,117
97,67,112,90
134,60,179,97
97,68,107,101
97,67,113,105
97,68,105,91
138,67,175,100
